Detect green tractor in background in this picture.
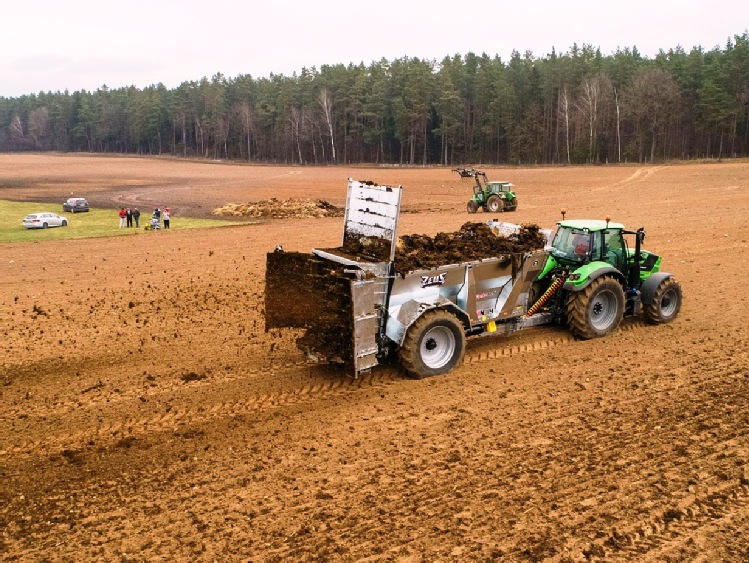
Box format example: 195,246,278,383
525,211,683,338
454,168,518,213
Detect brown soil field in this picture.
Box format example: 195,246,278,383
2,154,749,561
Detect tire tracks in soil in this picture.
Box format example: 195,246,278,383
2,319,654,459
591,166,662,192
597,482,749,560
8,326,645,462
522,356,749,559
315,332,748,560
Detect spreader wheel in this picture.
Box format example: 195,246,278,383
644,277,682,324
566,275,625,339
399,310,466,378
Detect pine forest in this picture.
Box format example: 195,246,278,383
1,33,748,165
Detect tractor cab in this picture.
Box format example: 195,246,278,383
548,218,663,291
485,181,515,195
551,219,627,270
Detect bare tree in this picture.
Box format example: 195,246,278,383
195,118,205,157
28,107,50,149
215,115,230,159
235,101,255,161
289,106,304,164
318,87,336,163
9,115,24,138
558,87,572,164
623,68,680,162
576,77,600,162
614,87,622,163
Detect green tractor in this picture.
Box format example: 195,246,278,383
526,212,683,338
454,168,518,213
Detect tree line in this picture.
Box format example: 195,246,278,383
1,32,748,165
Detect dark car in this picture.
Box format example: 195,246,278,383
62,198,90,213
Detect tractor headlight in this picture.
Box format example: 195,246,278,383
567,273,581,281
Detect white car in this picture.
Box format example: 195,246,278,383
23,212,68,229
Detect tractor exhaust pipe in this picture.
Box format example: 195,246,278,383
630,227,645,289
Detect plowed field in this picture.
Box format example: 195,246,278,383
2,155,749,561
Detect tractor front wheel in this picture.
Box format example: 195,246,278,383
644,277,682,324
399,310,466,378
486,195,503,213
467,200,479,213
566,276,625,339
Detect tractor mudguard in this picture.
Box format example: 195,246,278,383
563,263,625,292
640,272,673,305
386,298,471,347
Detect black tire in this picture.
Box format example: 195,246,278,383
644,277,682,324
42,222,48,229
61,219,68,227
466,200,479,214
566,275,625,339
399,310,466,378
486,195,503,213
505,200,518,212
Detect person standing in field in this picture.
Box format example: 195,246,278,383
151,207,161,228
126,207,133,228
118,207,127,228
163,208,171,229
133,207,140,228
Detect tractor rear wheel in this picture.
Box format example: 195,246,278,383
399,310,465,378
566,276,625,339
466,200,479,213
644,277,682,324
486,195,503,213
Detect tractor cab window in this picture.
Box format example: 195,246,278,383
485,182,512,194
551,227,591,263
589,231,604,261
602,229,626,271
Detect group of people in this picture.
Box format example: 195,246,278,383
118,206,171,229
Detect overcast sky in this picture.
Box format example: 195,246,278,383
2,0,746,97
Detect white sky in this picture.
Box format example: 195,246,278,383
2,0,746,97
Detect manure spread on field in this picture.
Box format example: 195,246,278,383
394,222,547,274
213,198,344,219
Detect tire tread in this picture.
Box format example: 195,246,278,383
399,310,465,378
566,275,624,339
644,277,682,324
